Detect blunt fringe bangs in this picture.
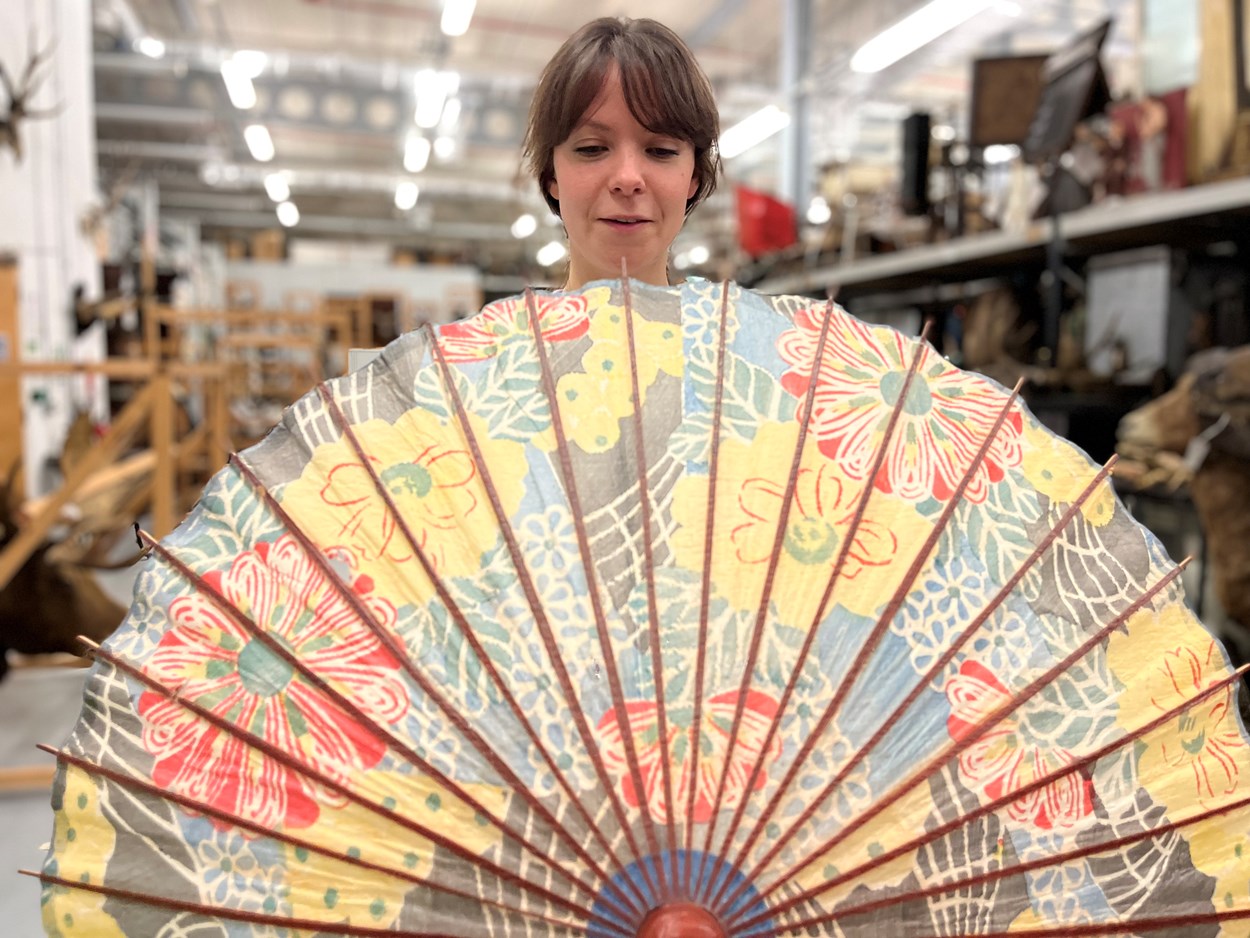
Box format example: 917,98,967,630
524,17,721,217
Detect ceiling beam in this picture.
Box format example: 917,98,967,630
167,0,200,36
96,102,215,125
169,206,515,241
97,139,225,161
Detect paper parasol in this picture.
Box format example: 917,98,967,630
31,278,1250,937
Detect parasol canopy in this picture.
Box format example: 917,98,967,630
32,278,1250,937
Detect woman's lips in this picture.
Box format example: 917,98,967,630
600,218,651,230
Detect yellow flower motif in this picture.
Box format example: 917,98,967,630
1110,604,1246,805
1019,421,1116,526
286,775,507,928
281,407,526,599
41,766,126,938
1108,602,1250,901
555,295,682,454
672,422,928,622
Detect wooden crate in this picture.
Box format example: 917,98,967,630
250,229,286,261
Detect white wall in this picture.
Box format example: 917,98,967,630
0,0,103,496
1142,0,1199,94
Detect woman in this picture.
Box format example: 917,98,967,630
522,17,721,291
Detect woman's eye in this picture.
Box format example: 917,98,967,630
650,148,679,158
574,145,606,156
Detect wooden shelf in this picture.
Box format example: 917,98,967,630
758,176,1250,298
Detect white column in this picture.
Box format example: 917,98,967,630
0,0,104,496
778,0,813,211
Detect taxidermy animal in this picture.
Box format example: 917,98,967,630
0,33,59,163
1118,345,1250,650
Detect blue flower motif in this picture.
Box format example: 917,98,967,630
682,281,739,357
971,609,1031,673
519,505,578,578
890,553,993,680
195,831,282,911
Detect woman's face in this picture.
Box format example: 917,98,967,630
550,65,699,290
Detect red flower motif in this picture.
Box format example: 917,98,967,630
137,536,408,830
438,293,590,362
945,660,1094,831
777,305,1024,503
597,689,781,825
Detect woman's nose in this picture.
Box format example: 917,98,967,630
609,150,645,194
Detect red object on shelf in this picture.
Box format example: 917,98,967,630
735,185,797,258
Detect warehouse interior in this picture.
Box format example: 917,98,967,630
1,0,1249,933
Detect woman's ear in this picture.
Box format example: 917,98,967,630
548,177,560,202
686,172,698,202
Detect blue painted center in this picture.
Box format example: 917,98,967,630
587,850,773,938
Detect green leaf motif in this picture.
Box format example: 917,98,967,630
666,666,689,704
474,341,551,443
410,362,454,419
668,411,713,465
689,353,797,442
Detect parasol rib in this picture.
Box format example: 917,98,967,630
230,449,643,922
621,268,679,895
24,869,510,937
730,559,1191,930
139,524,622,921
431,303,660,902
715,455,1119,917
41,745,603,936
518,285,665,897
710,356,1023,909
879,908,1250,937
696,296,844,902
781,765,1250,931
82,639,593,921
684,280,735,898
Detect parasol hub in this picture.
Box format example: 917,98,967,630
636,903,726,938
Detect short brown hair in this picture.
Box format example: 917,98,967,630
523,17,721,218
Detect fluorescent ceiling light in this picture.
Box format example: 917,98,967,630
232,50,268,79
851,0,997,74
136,36,165,59
220,60,257,110
414,70,459,129
263,172,290,202
276,201,299,227
510,213,537,239
404,133,431,173
536,240,567,267
441,0,476,37
984,144,1020,164
244,124,275,162
687,244,710,265
439,97,462,132
806,196,832,225
394,181,420,210
433,135,456,161
719,105,790,159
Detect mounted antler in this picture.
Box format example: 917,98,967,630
0,30,61,162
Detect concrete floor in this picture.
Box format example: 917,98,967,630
0,561,136,937
0,665,94,938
